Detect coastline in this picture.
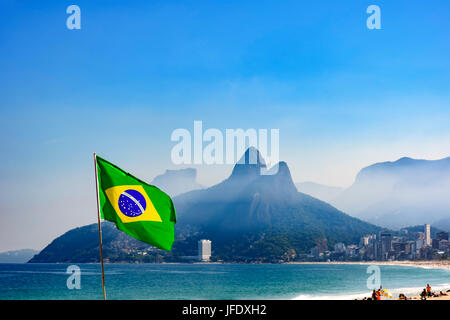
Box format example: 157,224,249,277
289,260,450,300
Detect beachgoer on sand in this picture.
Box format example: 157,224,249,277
420,288,427,300
372,290,377,300
376,289,381,300
427,284,432,297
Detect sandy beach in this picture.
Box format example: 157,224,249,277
288,260,450,300
356,261,450,300
408,294,450,300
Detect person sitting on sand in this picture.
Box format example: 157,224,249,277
399,293,408,300
376,289,382,300
420,289,427,300
372,290,377,301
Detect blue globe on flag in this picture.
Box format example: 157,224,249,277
118,189,147,217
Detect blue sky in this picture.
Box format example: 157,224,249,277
1,0,449,250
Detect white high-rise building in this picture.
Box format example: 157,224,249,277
198,239,212,262
424,224,431,246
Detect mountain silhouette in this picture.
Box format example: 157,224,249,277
173,147,380,260
30,148,380,263
331,156,450,229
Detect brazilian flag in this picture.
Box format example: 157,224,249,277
95,155,176,250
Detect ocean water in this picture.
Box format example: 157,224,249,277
0,263,449,300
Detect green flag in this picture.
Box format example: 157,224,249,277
95,155,176,250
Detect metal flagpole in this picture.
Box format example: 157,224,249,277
93,152,107,300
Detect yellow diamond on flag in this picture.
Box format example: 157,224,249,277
105,185,162,223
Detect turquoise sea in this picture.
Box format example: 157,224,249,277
0,263,449,300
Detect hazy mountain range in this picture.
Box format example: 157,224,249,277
30,148,380,263
297,157,450,230
151,168,203,197
30,150,450,263
0,249,39,263
172,148,380,261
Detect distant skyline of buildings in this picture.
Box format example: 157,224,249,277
187,224,450,263
187,224,450,264
310,224,450,262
